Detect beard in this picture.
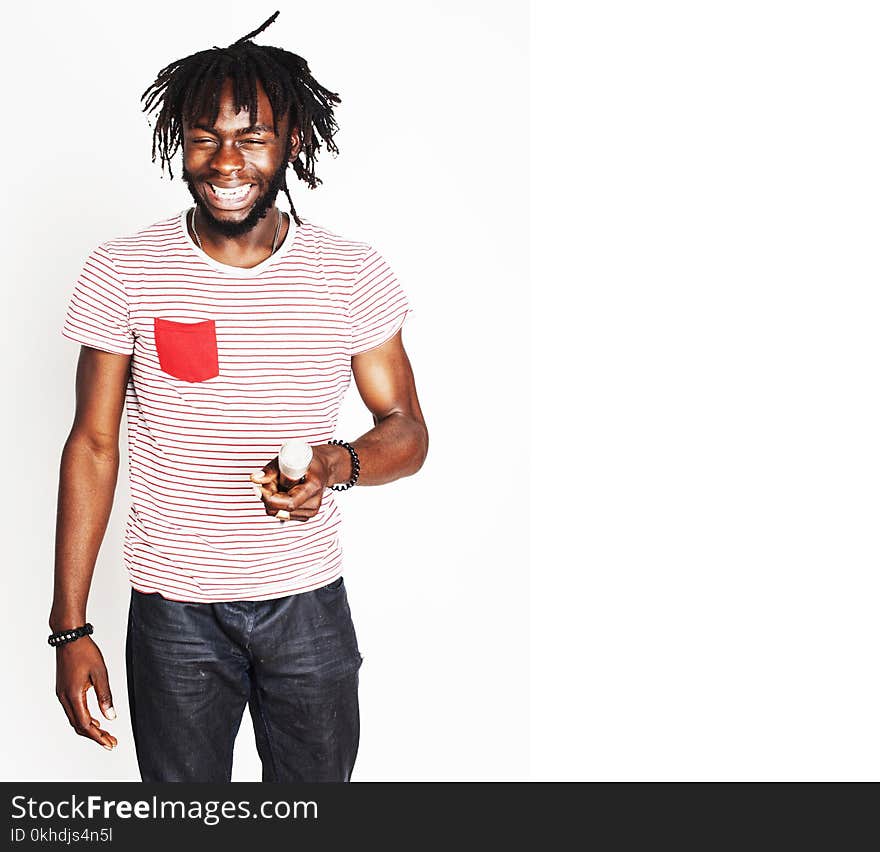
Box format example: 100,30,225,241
182,157,290,238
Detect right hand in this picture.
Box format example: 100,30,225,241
54,636,118,750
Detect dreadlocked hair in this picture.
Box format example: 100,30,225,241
140,11,341,226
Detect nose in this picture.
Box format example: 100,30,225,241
210,141,246,176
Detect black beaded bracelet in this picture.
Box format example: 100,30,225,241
328,439,360,490
48,623,93,648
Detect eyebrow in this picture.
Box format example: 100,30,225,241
189,123,276,137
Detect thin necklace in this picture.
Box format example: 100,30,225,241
190,206,284,255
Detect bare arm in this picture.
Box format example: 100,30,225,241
50,345,130,750
330,328,429,485
254,329,428,518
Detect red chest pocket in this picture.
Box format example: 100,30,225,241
154,318,219,382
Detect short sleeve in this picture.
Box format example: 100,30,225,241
350,246,413,355
62,245,135,355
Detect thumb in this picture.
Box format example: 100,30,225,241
91,667,117,721
250,457,278,484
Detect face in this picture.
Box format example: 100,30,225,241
181,77,300,237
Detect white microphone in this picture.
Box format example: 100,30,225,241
250,440,313,502
278,439,313,482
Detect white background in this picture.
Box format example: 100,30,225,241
3,0,879,784
0,1,528,780
531,1,880,779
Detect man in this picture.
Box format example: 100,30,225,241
50,12,428,783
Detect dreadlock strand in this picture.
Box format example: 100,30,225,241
141,12,342,206
178,54,214,125
246,48,290,138
240,54,261,132
206,54,234,130
231,10,279,46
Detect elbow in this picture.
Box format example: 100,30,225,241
64,429,120,465
411,421,429,475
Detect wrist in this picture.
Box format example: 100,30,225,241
317,443,352,486
48,623,94,648
327,439,361,490
49,611,87,633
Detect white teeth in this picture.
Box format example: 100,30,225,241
211,184,251,199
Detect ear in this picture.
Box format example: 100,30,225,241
289,127,302,161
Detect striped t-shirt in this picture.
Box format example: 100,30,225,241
62,208,412,603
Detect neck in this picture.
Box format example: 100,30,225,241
193,205,282,246
189,205,289,266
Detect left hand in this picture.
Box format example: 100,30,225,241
249,445,334,521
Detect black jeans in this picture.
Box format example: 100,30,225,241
124,577,363,782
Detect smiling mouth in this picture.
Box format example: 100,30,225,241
204,182,257,209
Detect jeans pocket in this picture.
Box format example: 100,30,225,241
315,575,344,595
154,318,219,382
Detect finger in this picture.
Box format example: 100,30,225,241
272,492,322,523
57,693,79,732
260,474,281,498
284,495,322,521
277,470,306,491
268,505,318,523
61,694,111,750
265,507,293,525
64,698,114,749
69,684,114,748
288,504,321,521
263,486,320,516
90,718,118,749
264,491,296,511
266,479,321,510
252,481,276,499
290,511,318,522
253,483,281,500
250,456,280,485
90,667,116,721
272,506,318,522
249,466,270,483
288,491,323,519
295,491,323,511
252,459,280,499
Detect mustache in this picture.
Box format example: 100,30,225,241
181,160,290,237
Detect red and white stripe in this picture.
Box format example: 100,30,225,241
62,209,411,602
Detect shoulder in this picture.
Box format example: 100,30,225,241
298,217,374,260
97,211,186,260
